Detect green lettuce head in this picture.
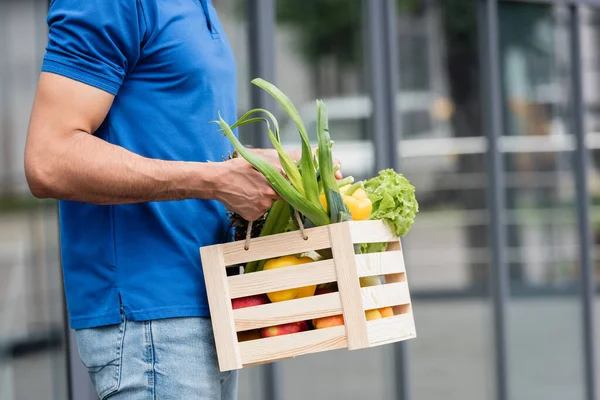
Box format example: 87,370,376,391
363,169,418,237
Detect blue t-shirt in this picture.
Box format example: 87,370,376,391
42,0,237,329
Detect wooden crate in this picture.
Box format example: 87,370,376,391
200,220,416,371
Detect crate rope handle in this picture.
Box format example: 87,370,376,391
244,209,308,251
293,209,308,241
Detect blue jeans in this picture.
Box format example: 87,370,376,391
75,313,238,399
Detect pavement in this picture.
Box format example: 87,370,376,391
238,299,600,400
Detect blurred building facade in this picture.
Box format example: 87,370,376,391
1,0,600,399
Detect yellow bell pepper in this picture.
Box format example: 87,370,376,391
263,256,316,302
320,185,372,221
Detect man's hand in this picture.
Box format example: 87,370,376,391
212,158,280,221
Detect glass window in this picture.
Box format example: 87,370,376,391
581,6,600,400
499,3,585,399
213,0,252,144
275,0,375,181
397,2,494,399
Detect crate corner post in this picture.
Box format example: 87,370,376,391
200,245,243,371
328,222,369,350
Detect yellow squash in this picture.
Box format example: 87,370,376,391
263,256,316,302
320,186,372,221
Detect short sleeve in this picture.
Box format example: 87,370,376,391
42,0,147,95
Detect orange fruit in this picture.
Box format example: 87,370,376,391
379,307,394,318
365,309,382,321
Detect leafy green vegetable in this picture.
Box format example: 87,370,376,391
215,114,330,226
316,100,349,223
244,200,293,273
251,78,321,208
360,242,388,254
364,169,418,237
229,109,304,194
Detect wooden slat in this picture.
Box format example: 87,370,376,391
233,292,343,331
361,282,411,310
228,259,336,299
347,220,398,244
366,313,417,347
328,223,369,350
221,225,331,266
199,246,242,371
239,325,348,365
355,251,405,277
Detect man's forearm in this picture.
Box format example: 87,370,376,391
26,129,218,205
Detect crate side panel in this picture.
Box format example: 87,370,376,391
355,251,405,277
200,246,242,371
233,292,343,331
239,325,348,365
228,259,336,299
328,223,369,350
366,313,417,347
222,225,331,266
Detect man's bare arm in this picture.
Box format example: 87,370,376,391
25,73,277,221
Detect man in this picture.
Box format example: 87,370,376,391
25,1,336,398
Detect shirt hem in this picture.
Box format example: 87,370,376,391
70,313,123,330
70,306,211,330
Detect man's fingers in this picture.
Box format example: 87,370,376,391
264,185,283,201
271,188,283,201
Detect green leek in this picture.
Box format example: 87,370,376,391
215,114,330,227
244,200,292,272
229,109,303,194
316,100,349,223
251,78,321,209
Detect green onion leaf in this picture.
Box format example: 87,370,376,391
229,109,304,194
316,100,349,223
215,114,329,227
251,78,321,208
244,200,292,272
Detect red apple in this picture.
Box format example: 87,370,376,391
231,294,269,310
260,321,308,338
297,320,308,331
